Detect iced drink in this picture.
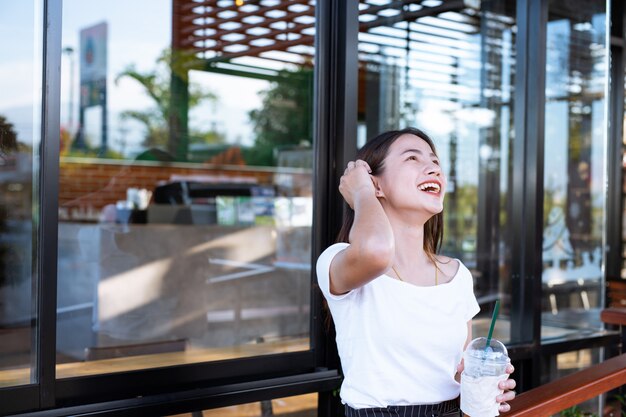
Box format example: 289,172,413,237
460,337,510,417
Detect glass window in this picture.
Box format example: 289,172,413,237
622,71,626,280
165,393,317,417
541,0,607,341
357,0,517,342
57,0,315,378
0,1,42,387
543,348,604,417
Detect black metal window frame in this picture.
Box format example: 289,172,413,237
508,0,624,392
1,0,625,416
1,0,349,415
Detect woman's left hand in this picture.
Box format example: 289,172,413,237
497,364,516,413
455,361,517,413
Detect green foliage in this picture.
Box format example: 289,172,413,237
0,115,18,156
442,183,478,256
561,405,597,417
189,130,226,145
247,67,313,166
65,147,124,160
115,48,219,150
559,393,626,417
614,393,626,417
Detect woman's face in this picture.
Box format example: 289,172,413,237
375,134,446,219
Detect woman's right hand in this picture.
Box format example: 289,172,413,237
339,159,376,209
330,159,394,294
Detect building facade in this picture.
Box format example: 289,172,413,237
0,0,624,415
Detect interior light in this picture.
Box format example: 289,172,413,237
236,0,244,6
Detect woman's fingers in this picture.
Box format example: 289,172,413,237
340,160,376,208
497,389,516,402
354,159,372,172
499,378,516,391
344,160,371,173
497,376,516,413
498,402,511,413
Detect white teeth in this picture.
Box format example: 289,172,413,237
418,182,440,192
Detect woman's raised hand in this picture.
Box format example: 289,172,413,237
339,159,376,209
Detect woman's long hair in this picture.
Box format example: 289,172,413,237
335,127,444,262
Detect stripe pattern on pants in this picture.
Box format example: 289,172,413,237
344,398,460,417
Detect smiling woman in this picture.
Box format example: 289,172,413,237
318,127,517,416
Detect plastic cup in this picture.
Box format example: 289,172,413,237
460,337,510,417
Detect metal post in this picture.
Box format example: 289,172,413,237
511,0,547,391
38,0,62,408
312,0,358,415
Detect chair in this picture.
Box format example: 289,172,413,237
607,280,626,308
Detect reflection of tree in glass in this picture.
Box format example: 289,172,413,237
0,115,18,157
443,184,478,257
0,116,25,287
246,67,313,166
0,206,23,287
116,49,223,150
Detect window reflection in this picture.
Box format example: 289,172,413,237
357,0,517,343
541,0,607,339
542,348,604,416
56,0,315,378
166,393,318,417
0,0,42,387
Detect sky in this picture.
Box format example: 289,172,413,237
0,1,41,147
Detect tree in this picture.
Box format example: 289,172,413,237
0,115,27,287
0,115,18,156
246,67,313,166
116,49,222,152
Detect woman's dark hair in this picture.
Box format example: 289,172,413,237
335,127,444,261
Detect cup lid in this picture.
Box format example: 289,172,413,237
466,337,509,361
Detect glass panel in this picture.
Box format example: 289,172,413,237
541,0,607,341
0,1,42,387
542,348,604,417
57,0,315,378
622,71,626,280
357,1,517,343
166,393,317,417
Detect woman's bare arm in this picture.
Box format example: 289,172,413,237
329,160,395,295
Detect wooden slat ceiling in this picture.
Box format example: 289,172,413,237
171,0,479,66
173,0,316,64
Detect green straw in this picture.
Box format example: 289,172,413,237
485,299,500,352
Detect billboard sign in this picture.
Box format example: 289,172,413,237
79,22,107,108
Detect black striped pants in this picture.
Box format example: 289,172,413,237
344,398,461,417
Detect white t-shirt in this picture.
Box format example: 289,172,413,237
316,242,480,409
